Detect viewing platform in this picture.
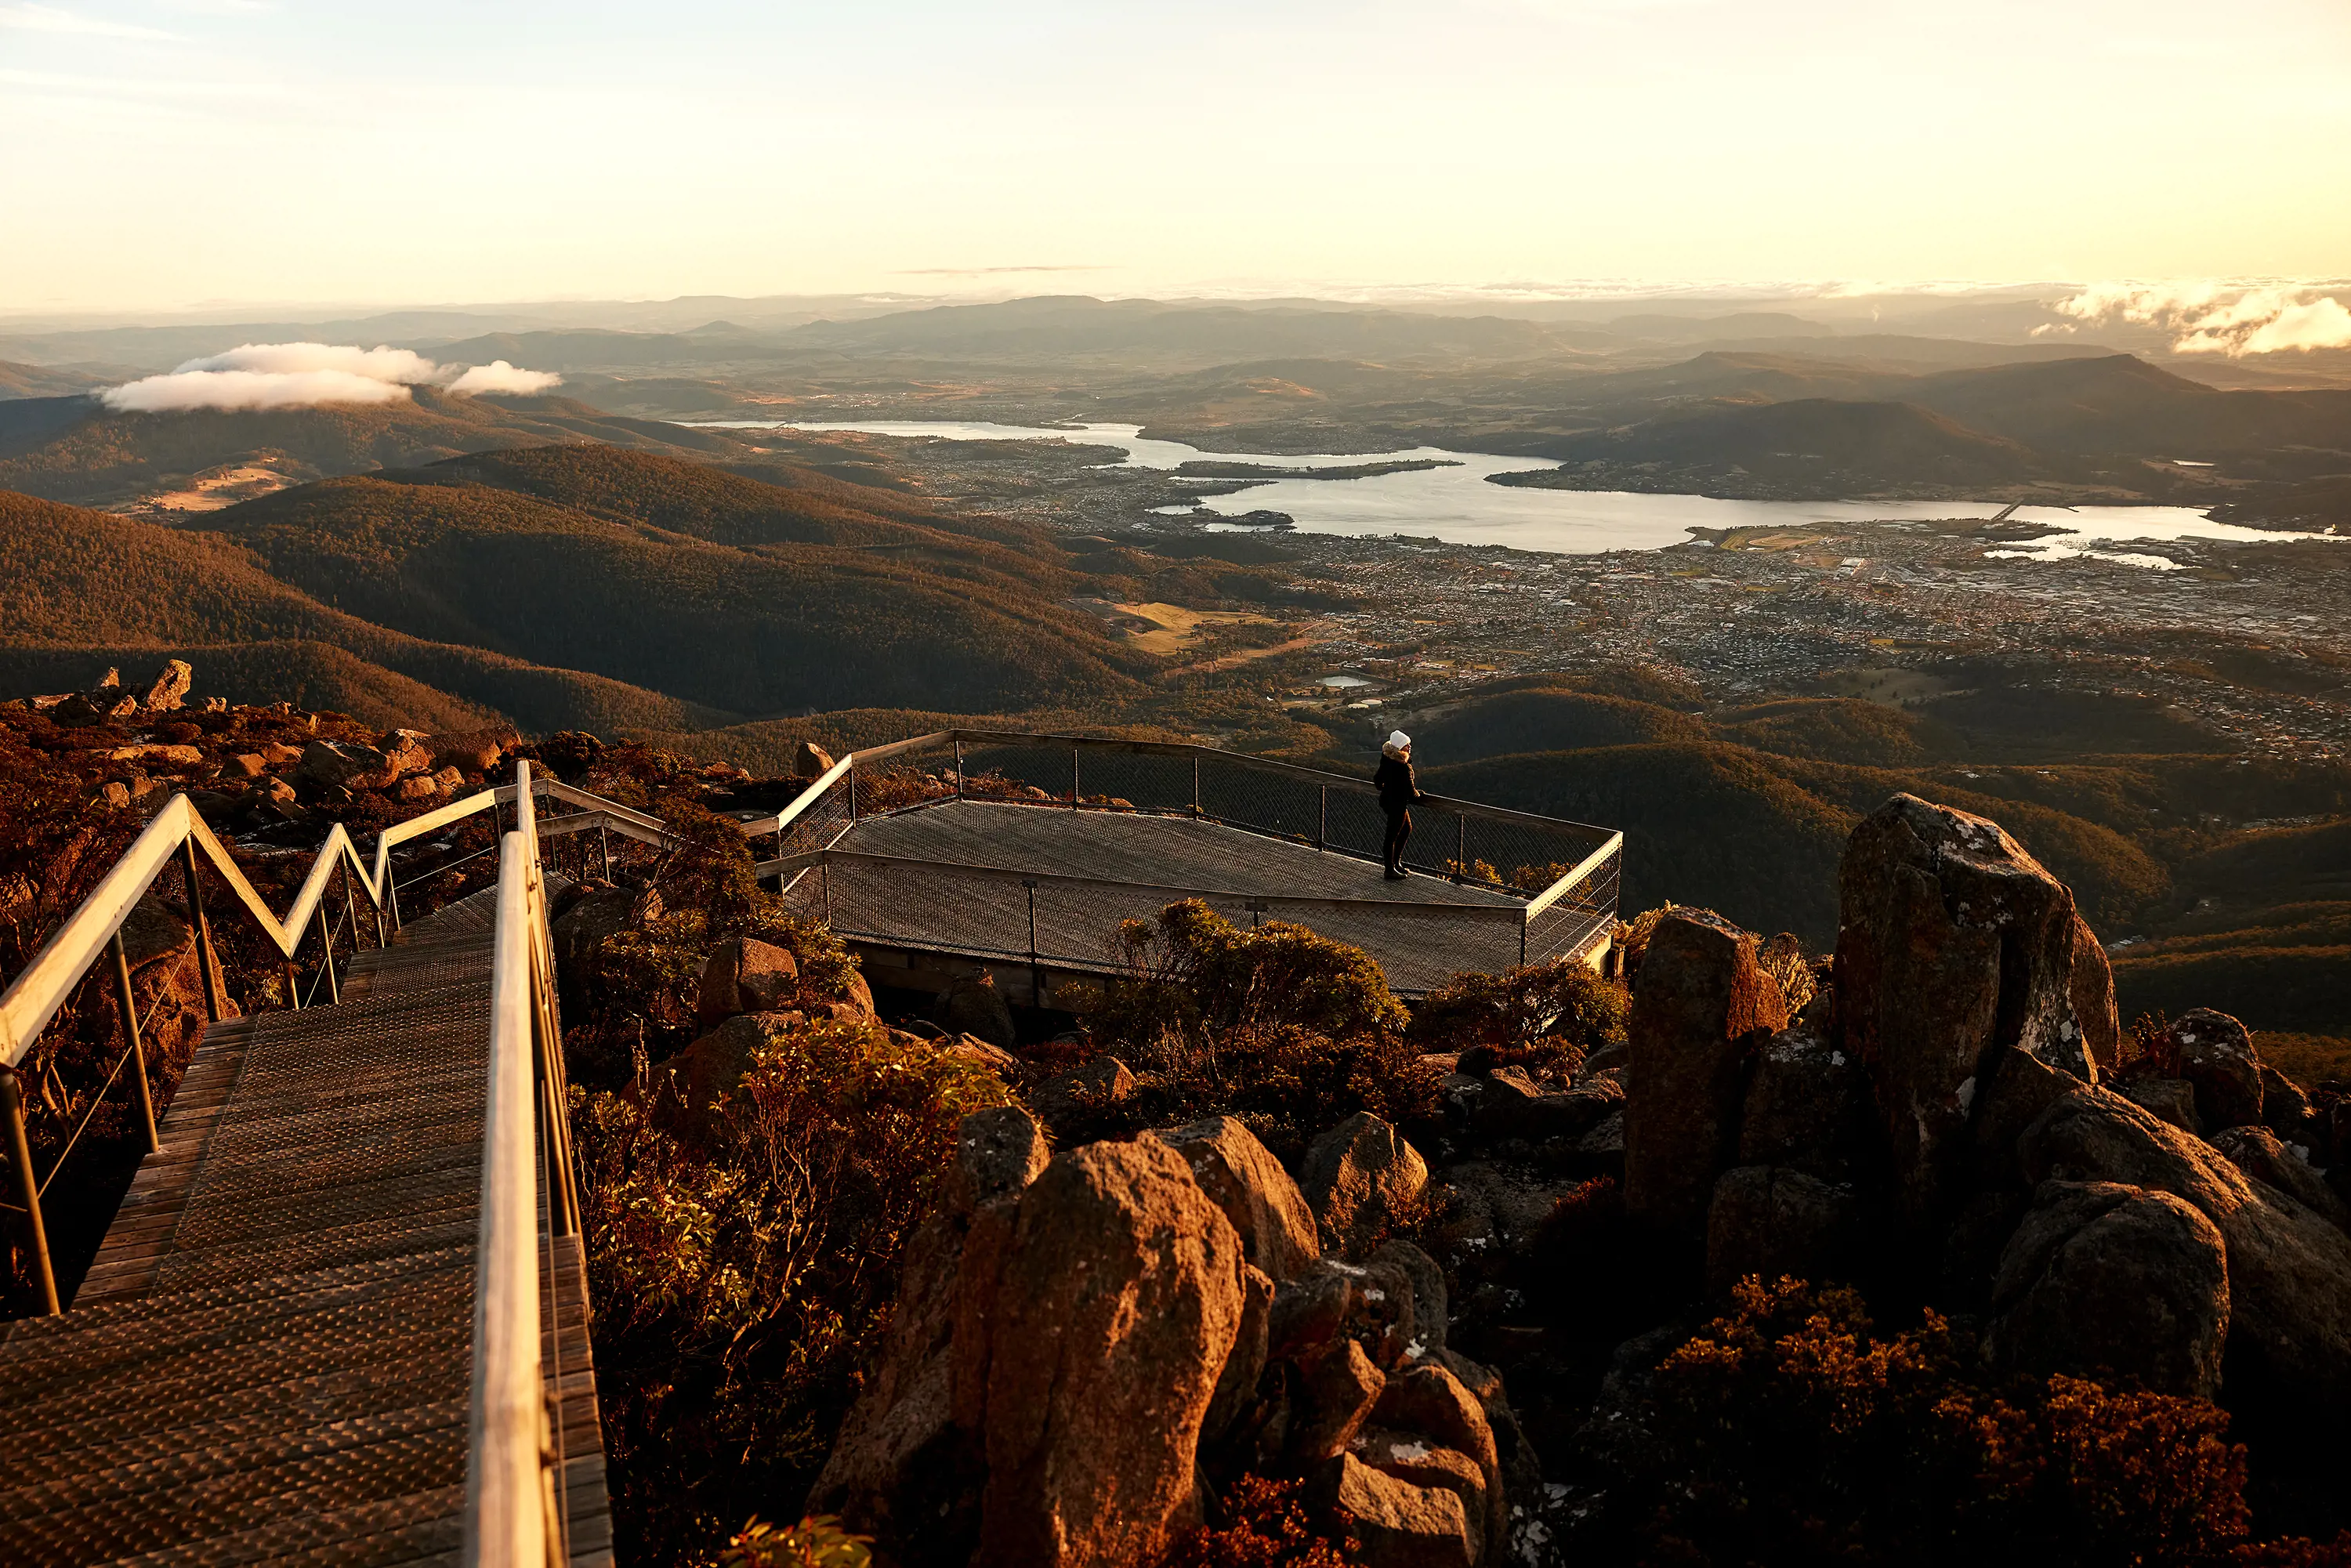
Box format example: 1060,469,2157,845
759,731,1621,1000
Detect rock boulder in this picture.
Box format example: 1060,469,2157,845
1984,1179,2230,1399
694,936,800,1029
1704,1164,1863,1296
1835,794,2112,1226
1624,909,1789,1231
2168,1009,2263,1132
1153,1115,1322,1280
2021,1086,2351,1414
1299,1111,1429,1258
980,1139,1248,1567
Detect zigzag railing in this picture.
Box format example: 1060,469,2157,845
0,770,673,1315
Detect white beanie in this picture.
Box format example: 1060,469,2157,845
1385,730,1411,755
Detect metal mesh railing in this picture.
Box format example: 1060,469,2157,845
754,730,1625,991
777,853,1542,995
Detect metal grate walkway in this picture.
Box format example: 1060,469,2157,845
0,885,610,1566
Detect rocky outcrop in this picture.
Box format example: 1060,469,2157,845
551,885,654,993
1152,1116,1323,1280
141,659,193,713
694,936,799,1029
1738,1018,1871,1182
1835,795,2113,1226
821,1107,1519,1567
2210,1125,2350,1233
1705,1164,1862,1296
2168,1009,2263,1132
2020,1086,2351,1412
814,1106,1052,1558
667,1012,792,1112
1310,1453,1476,1568
294,739,400,794
795,740,838,777
939,972,1016,1048
978,1139,1248,1566
426,726,519,774
1624,909,1789,1231
1983,1179,2230,1398
2122,1078,2200,1133
1299,1111,1429,1258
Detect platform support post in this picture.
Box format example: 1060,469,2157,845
1191,756,1201,820
955,740,965,799
1070,748,1080,809
1023,880,1041,1006
1317,786,1327,850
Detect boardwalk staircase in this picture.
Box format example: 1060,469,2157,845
0,766,672,1566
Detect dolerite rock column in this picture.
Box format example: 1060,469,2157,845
1835,794,2117,1226
1623,909,1790,1233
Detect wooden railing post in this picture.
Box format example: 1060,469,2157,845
180,838,222,1023
2,1068,58,1315
110,932,158,1153
955,739,965,799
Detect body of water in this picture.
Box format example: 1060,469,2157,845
692,418,2338,567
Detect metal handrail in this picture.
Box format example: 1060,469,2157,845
0,768,663,1316
464,759,571,1568
759,727,1619,842
759,730,1620,927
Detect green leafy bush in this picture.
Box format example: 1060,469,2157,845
1056,900,1434,1160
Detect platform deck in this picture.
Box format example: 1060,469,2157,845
789,799,1603,994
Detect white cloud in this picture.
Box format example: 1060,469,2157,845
2056,281,2351,357
96,340,563,411
176,341,443,382
0,4,176,38
444,359,563,395
101,368,415,411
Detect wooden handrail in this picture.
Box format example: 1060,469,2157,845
1521,831,1624,922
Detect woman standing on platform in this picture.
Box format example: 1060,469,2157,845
1375,730,1422,879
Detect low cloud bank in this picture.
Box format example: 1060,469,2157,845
98,341,562,412
446,360,563,395
2048,282,2351,356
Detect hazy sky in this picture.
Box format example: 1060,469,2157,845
4,0,2348,313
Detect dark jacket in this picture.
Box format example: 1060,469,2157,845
1375,754,1419,813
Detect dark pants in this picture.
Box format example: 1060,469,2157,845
1382,806,1411,871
